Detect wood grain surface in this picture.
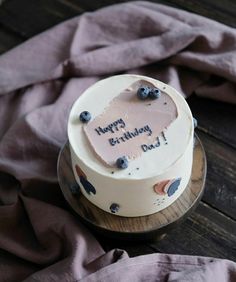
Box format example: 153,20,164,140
0,0,235,260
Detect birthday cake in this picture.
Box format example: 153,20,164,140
67,74,194,217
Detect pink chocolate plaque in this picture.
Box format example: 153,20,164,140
84,80,178,167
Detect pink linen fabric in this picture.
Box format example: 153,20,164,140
0,1,236,281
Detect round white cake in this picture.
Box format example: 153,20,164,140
68,74,194,217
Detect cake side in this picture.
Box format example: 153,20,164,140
70,138,193,216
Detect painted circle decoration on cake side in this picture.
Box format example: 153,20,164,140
75,164,96,195
167,178,181,197
153,178,182,197
153,180,170,195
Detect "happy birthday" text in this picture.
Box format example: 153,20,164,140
94,118,126,135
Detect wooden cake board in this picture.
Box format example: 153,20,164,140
57,135,206,241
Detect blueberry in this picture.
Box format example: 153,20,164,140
110,203,120,213
149,88,161,99
116,156,128,169
137,86,150,100
193,117,198,128
79,111,91,123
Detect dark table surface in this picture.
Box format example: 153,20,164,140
0,0,236,261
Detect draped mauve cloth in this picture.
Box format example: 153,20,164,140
0,1,236,281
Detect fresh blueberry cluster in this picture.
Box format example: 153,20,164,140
110,203,120,213
137,86,161,100
116,156,128,169
79,111,91,123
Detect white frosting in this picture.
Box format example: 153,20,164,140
68,74,194,217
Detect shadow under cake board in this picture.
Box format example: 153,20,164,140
57,135,206,241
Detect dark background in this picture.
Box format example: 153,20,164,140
0,0,236,260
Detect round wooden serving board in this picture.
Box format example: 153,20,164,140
57,135,206,240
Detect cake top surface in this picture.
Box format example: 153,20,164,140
68,74,193,180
